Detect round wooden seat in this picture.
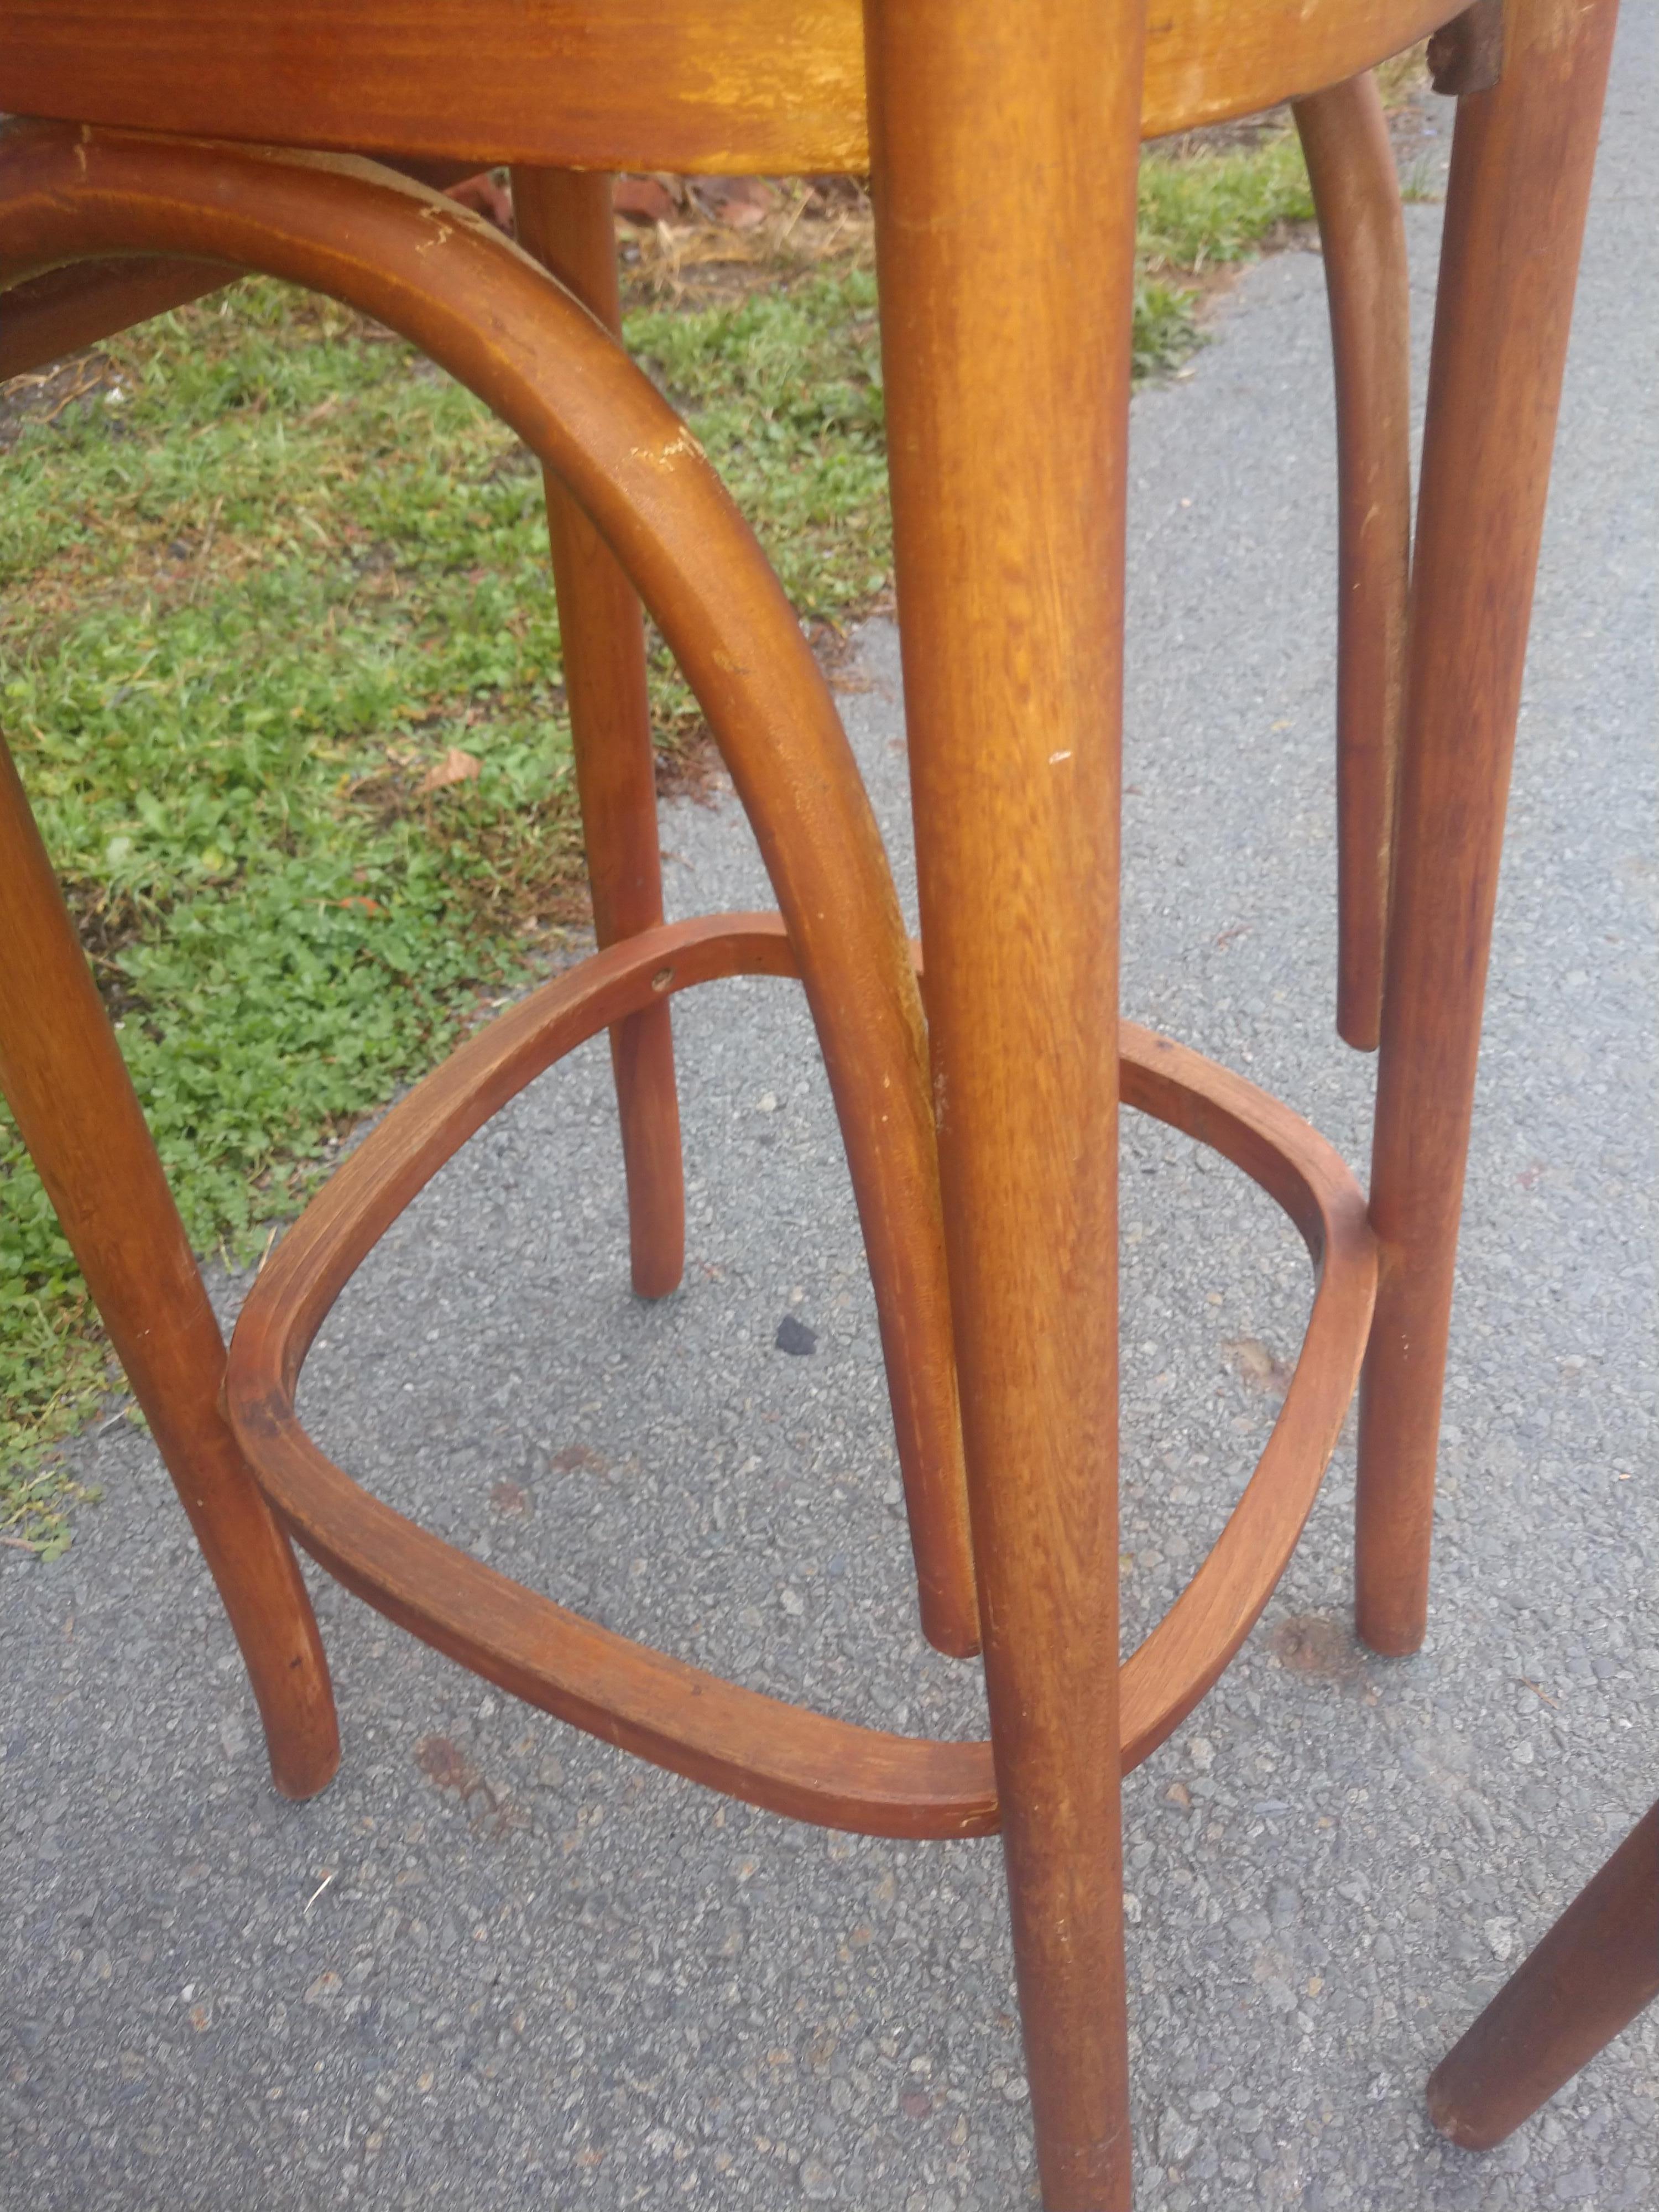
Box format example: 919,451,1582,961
0,0,1454,168
223,911,1377,1838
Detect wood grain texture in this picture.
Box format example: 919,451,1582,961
1355,0,1621,1656
865,0,1144,2194
0,119,980,1668
1428,1803,1659,2150
225,912,1375,1839
0,735,339,1802
510,167,686,1307
1293,75,1412,1052
0,0,1462,171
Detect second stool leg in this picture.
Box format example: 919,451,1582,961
865,1,1146,2200
0,736,338,1802
512,167,686,1298
1292,72,1412,1055
1428,1802,1659,2148
1355,0,1620,1653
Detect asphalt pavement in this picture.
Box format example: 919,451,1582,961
2,13,1653,2208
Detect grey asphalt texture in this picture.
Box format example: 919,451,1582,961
3,19,1654,2210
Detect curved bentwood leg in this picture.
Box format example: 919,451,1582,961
1292,72,1412,1053
511,166,686,1300
0,116,983,1666
1355,0,1621,1655
0,739,339,1802
864,0,1146,2201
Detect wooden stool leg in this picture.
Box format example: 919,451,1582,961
511,166,685,1299
1292,73,1412,1054
865,1,1145,2199
0,735,338,1801
1428,1803,1659,2148
1354,0,1620,1654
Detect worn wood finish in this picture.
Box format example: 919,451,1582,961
0,736,339,1802
0,118,982,1664
510,167,686,1303
1293,74,1412,1052
1428,1803,1659,2149
0,0,1463,171
864,0,1145,2195
225,910,1376,1837
1355,0,1622,1656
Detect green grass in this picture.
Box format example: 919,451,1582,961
2,123,1316,1556
1137,129,1316,277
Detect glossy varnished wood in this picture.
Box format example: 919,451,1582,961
225,911,1375,1837
510,167,686,1305
0,0,1462,171
1356,0,1622,1653
864,0,1145,2195
0,737,339,1802
1428,1803,1659,2150
1293,74,1412,1051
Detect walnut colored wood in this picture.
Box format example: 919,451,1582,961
864,0,1145,2194
0,735,339,1803
0,118,982,1664
1428,1803,1659,2150
225,911,1375,1839
1355,0,1621,1656
0,0,1461,172
510,166,685,1303
1293,74,1412,1052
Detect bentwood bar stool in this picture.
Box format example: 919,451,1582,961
0,2,1619,2201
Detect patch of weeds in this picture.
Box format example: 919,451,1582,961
0,1288,107,1562
1138,124,1315,281
626,268,890,615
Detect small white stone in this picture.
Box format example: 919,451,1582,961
1157,2106,1199,2164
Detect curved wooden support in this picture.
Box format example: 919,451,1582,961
224,912,1376,1840
0,151,510,382
511,165,686,1302
0,737,340,1802
0,118,982,1664
1293,74,1412,1052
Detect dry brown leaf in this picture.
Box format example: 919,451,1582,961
417,745,481,794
